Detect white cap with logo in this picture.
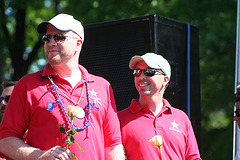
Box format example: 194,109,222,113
129,52,171,79
37,13,84,42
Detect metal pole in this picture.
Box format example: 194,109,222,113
187,23,191,118
233,0,240,159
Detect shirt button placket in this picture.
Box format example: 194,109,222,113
153,117,158,134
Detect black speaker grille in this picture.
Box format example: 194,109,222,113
79,15,201,148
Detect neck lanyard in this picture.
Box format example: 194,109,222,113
48,75,95,131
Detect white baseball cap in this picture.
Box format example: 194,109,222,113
37,13,84,41
129,52,171,79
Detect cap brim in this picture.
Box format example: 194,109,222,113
129,55,164,70
37,22,50,34
37,21,73,34
129,56,144,69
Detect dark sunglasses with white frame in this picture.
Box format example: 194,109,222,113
42,34,79,43
133,68,165,77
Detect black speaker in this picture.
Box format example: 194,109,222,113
80,14,201,149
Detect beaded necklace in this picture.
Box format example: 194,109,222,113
48,75,94,131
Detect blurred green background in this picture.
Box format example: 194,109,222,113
0,0,237,159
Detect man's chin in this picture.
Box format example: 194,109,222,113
139,92,151,97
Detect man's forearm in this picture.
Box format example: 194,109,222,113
0,137,44,160
105,144,126,160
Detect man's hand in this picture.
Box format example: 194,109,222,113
40,146,72,160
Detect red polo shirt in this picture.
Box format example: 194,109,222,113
118,98,201,160
0,64,121,160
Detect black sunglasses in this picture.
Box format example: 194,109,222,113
42,34,78,43
235,109,240,117
0,96,10,103
133,68,165,77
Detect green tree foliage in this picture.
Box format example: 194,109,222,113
0,0,58,80
0,0,237,159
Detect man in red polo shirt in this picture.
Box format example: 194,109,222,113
0,13,125,160
118,52,201,160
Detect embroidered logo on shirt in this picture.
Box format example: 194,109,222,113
89,89,102,106
169,120,182,133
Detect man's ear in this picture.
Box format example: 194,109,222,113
75,39,83,53
77,39,83,47
163,76,170,90
164,76,170,83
